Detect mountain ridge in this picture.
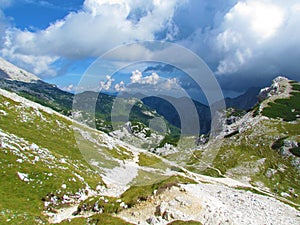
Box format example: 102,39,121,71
225,86,261,110
0,70,300,224
0,57,40,83
0,81,299,224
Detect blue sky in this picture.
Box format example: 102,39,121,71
4,1,84,30
1,0,300,101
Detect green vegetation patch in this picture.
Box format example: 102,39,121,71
121,175,196,208
158,128,180,148
271,137,287,150
58,213,133,225
138,152,164,168
262,82,300,121
291,83,300,91
109,146,134,161
76,196,122,214
290,147,300,157
0,94,105,224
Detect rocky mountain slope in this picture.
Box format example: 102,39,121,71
0,87,182,224
0,57,260,138
0,59,299,225
175,77,300,208
225,87,261,110
142,96,211,134
0,58,176,148
0,57,39,83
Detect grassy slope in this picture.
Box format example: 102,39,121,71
0,79,180,148
0,90,190,224
0,92,148,224
0,93,107,224
57,214,133,225
184,81,300,206
262,83,300,121
2,77,299,223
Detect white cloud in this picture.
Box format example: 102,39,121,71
130,70,142,83
130,70,159,85
225,1,285,40
213,0,300,81
61,84,75,92
143,72,159,85
83,0,130,17
175,0,300,91
0,0,184,77
2,0,299,92
114,81,126,92
99,75,114,90
105,44,154,62
215,0,285,75
163,77,178,90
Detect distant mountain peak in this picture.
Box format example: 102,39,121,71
224,86,261,111
0,57,39,83
258,76,290,102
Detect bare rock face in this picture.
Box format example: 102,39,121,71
0,57,40,83
146,216,159,224
258,76,289,102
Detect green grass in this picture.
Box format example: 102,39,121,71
0,94,107,223
58,213,133,225
158,129,180,148
186,118,300,205
77,196,122,214
262,82,300,121
252,103,260,117
138,152,165,169
291,83,300,91
200,168,224,178
121,175,196,208
113,145,134,161
0,92,197,223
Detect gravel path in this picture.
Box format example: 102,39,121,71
119,183,300,225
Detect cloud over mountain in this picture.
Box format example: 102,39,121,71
0,0,183,76
213,0,300,90
0,0,300,92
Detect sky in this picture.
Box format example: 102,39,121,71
0,0,300,101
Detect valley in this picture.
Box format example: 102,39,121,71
0,58,300,224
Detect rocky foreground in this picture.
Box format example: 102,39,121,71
119,183,300,225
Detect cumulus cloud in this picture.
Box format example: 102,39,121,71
212,0,300,89
130,70,142,83
215,0,285,75
99,75,114,91
114,81,126,92
174,0,300,91
61,84,75,92
0,0,13,48
143,72,160,85
1,0,300,93
163,77,178,90
130,70,159,85
0,0,184,76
